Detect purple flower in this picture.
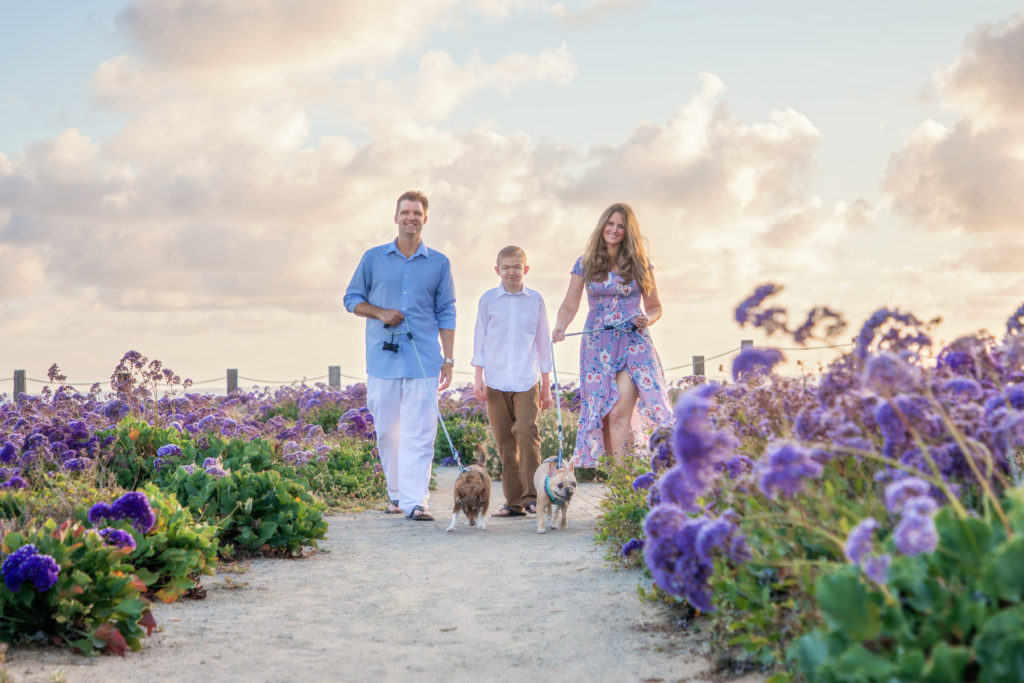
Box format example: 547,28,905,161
110,492,156,534
735,284,783,327
156,444,181,457
732,348,784,381
902,495,938,518
0,442,16,464
99,528,137,551
88,501,113,526
943,377,982,399
632,472,655,491
893,514,938,556
856,308,930,359
656,467,705,512
2,545,60,592
883,477,931,514
844,517,878,565
182,464,196,474
205,465,228,478
670,382,735,500
621,537,644,557
862,554,891,586
756,443,822,499
863,352,922,393
1006,301,1024,337
0,476,27,489
792,306,846,344
202,457,218,468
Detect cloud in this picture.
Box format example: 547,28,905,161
115,0,462,71
337,44,578,124
884,10,1024,233
547,0,646,28
936,10,1024,126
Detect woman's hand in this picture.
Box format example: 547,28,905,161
632,314,650,330
552,327,566,343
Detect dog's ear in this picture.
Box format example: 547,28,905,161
567,461,575,473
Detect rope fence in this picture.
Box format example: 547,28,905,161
5,338,857,399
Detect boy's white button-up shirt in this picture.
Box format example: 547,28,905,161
471,285,552,393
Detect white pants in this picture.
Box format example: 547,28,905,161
366,375,439,514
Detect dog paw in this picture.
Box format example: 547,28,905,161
445,523,456,533
536,527,547,534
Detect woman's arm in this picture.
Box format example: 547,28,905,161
552,274,584,342
635,270,662,330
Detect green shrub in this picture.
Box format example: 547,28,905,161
792,488,1024,682
100,418,195,490
594,454,650,566
114,485,218,604
0,520,155,656
433,415,490,465
157,464,328,557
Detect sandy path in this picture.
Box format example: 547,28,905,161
4,467,764,683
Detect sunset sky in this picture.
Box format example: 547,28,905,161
3,1,1024,395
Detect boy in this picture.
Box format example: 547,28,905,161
472,245,553,516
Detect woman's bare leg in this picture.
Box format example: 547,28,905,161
604,370,639,466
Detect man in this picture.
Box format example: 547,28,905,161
343,190,456,521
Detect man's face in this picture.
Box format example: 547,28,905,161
495,256,528,291
395,200,427,239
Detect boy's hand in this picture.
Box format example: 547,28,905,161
539,384,553,410
473,379,487,403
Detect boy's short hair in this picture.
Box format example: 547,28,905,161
496,245,526,265
395,190,429,216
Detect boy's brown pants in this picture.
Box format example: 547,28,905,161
485,383,541,511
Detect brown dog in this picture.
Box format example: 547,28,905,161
446,461,492,533
533,456,577,534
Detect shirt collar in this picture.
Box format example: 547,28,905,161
497,286,529,297
386,239,430,259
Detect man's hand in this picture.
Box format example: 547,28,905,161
438,363,453,391
378,309,405,327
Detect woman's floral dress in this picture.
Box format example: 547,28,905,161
570,257,673,467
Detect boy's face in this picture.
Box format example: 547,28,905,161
496,256,528,292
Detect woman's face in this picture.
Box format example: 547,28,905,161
603,211,626,247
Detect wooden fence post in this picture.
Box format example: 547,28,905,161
328,366,341,388
692,356,705,376
13,370,26,400
227,369,238,394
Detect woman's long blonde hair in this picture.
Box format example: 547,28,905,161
582,203,652,294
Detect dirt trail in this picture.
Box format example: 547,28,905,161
4,467,765,683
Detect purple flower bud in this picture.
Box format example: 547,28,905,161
862,554,891,586
893,514,938,556
844,517,878,565
99,528,137,551
883,477,931,515
156,444,181,457
88,501,113,526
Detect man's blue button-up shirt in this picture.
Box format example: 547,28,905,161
343,240,456,379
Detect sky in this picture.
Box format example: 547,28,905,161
3,0,1024,395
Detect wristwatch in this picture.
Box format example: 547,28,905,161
443,357,455,365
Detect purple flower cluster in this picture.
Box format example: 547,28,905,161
756,443,822,499
89,492,156,534
156,444,181,457
2,544,60,592
885,477,939,557
843,518,891,586
732,348,785,381
643,507,749,612
621,537,644,557
99,527,137,551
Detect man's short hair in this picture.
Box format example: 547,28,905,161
395,190,429,216
496,245,526,265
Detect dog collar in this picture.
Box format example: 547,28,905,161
544,475,569,507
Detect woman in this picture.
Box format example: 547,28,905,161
552,203,673,468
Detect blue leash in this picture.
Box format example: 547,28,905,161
549,315,641,469
387,322,466,472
